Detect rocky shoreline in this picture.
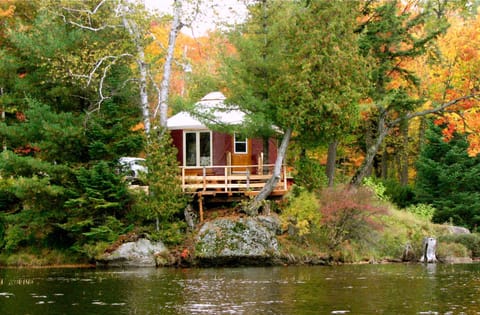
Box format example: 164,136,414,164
95,213,475,268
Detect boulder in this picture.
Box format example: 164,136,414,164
194,215,281,265
97,238,168,267
447,225,470,234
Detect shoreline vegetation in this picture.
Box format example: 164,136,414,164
1,185,478,268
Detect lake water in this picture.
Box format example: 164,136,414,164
1,263,480,314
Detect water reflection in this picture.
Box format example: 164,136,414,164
1,264,480,314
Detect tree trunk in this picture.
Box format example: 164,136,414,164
245,128,292,214
326,139,339,187
157,0,183,128
1,87,5,151
399,119,409,186
381,147,388,179
351,112,389,186
122,16,151,135
350,95,477,187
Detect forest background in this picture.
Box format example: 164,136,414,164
1,0,480,265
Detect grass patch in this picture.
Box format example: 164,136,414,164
0,248,87,267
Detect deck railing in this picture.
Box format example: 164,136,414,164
180,164,289,196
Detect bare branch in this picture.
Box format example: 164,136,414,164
61,0,108,15
67,20,118,32
388,94,479,127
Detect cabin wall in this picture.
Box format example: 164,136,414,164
268,137,278,164
170,129,279,170
212,132,231,175
212,131,230,166
171,130,183,165
251,137,278,164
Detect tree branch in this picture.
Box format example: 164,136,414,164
388,94,479,127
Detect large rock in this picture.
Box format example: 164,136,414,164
194,215,281,266
97,238,168,267
447,225,470,234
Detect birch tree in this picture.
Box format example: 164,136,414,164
58,0,203,134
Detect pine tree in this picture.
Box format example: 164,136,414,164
415,121,480,229
143,128,187,243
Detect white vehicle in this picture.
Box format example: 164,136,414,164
119,157,147,183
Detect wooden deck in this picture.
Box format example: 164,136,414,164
180,164,290,197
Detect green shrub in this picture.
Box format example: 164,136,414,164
280,186,321,237
404,204,435,220
82,216,132,243
362,177,389,202
437,242,471,259
438,233,480,258
384,180,415,208
294,155,327,192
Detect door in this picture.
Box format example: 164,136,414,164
184,131,212,174
231,133,252,173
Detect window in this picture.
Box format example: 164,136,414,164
184,131,212,167
234,133,248,154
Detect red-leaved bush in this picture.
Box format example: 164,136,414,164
319,185,389,249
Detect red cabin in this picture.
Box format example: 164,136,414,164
167,92,289,198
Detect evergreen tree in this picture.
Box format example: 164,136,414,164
350,0,447,185
141,129,187,244
0,2,144,256
415,121,480,230
224,0,368,200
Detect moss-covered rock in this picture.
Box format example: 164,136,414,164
194,215,281,266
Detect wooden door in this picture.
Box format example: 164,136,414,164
231,134,252,173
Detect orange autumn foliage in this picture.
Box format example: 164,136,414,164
146,21,231,102
0,0,15,19
424,10,480,156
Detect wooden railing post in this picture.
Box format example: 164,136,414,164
181,167,185,192
202,166,206,191
258,152,263,175
224,166,228,192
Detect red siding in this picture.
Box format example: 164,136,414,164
251,138,263,165
251,137,278,164
170,129,278,168
212,132,231,175
268,137,278,164
171,130,183,165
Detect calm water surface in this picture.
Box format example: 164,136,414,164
1,263,480,314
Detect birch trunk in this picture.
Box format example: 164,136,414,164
122,16,151,135
157,0,183,128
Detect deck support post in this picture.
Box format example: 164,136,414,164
198,193,204,222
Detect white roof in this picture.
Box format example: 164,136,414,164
167,92,245,130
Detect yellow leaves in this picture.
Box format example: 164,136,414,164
467,133,480,157
419,10,480,156
280,189,321,237
0,0,15,19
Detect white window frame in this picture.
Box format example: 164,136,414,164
183,130,212,167
234,133,248,154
